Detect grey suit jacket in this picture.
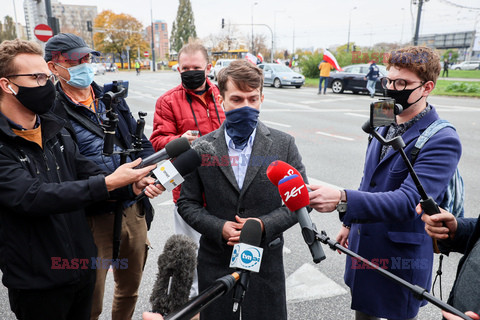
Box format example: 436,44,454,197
178,121,307,320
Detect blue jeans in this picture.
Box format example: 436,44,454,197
319,76,328,93
367,79,377,96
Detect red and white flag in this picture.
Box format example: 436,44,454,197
323,49,343,71
245,52,258,65
257,53,264,63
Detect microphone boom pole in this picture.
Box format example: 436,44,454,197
314,229,473,320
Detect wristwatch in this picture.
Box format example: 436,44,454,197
336,189,348,214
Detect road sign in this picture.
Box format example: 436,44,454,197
144,51,149,58
34,24,53,42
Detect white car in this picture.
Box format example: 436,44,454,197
450,61,480,70
210,59,235,81
92,63,106,75
171,63,179,72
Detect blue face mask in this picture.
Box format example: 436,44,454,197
225,106,260,150
57,63,95,89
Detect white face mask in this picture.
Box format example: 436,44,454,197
56,63,95,88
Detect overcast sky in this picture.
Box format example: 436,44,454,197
3,0,480,51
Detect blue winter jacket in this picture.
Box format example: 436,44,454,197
341,106,462,319
52,81,156,227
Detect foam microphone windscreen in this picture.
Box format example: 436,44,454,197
240,219,263,247
165,137,191,158
150,234,198,316
277,174,310,212
172,148,201,176
266,160,302,186
192,139,215,157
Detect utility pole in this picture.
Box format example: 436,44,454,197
413,0,428,45
44,0,59,35
150,1,156,71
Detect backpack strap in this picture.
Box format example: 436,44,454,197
62,102,127,150
411,119,455,164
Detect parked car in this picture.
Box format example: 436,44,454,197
450,61,480,70
92,63,106,75
171,63,179,72
258,63,305,88
210,59,235,81
105,63,117,72
328,64,387,95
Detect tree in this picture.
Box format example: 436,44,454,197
0,15,17,42
171,0,197,53
93,10,149,68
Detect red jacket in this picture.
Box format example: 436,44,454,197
150,78,225,202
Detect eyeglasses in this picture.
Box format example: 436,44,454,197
5,73,55,86
380,77,425,91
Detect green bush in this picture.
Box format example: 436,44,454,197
445,82,480,93
298,52,322,78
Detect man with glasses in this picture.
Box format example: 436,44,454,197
0,39,158,320
308,46,462,320
45,33,163,320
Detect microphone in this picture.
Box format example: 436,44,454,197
229,219,263,313
277,174,326,264
135,148,202,200
266,160,302,186
135,137,191,169
164,271,241,320
150,234,198,316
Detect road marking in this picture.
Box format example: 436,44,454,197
286,263,348,302
157,199,174,206
345,112,368,118
315,131,355,141
262,120,292,128
307,177,343,190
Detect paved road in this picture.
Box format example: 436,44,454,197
1,70,478,319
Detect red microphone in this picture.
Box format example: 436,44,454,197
266,160,302,186
277,175,309,211
277,174,326,263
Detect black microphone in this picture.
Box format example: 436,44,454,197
164,271,241,320
150,234,198,316
230,219,263,313
135,137,191,169
135,148,201,201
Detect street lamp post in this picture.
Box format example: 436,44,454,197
251,1,258,54
347,6,357,52
150,0,156,71
273,10,285,61
288,16,295,58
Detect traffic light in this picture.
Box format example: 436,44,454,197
222,18,225,29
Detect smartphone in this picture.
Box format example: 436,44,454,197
370,99,396,128
103,80,129,98
190,130,199,136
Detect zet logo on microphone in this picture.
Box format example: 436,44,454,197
284,184,305,202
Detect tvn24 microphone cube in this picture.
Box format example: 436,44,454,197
229,243,263,273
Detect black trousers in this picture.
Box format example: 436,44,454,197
8,269,96,320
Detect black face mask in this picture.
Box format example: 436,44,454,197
10,80,56,115
181,69,206,90
386,83,424,111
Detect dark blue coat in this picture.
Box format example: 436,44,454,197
52,81,156,227
342,106,462,319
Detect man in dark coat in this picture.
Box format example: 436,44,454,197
177,60,307,320
0,39,157,320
